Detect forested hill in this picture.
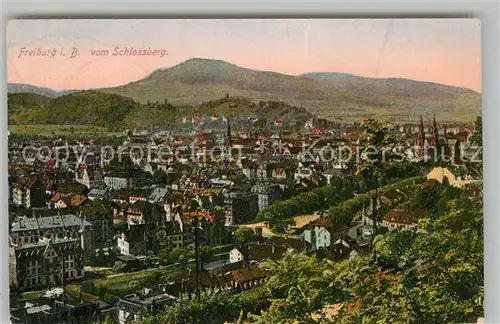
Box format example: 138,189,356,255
8,91,138,129
8,91,322,131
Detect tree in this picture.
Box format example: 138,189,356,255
466,116,483,177
407,182,444,216
153,168,168,184
250,251,331,323
103,314,115,324
234,227,254,244
113,221,128,234
355,118,399,245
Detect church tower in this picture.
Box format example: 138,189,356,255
417,115,426,156
431,113,439,147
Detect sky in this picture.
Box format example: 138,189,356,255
7,19,482,92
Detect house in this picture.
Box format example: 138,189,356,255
229,247,244,263
9,237,85,291
148,187,168,204
228,265,267,292
126,200,163,225
12,176,46,209
115,255,145,273
87,189,108,201
301,217,349,251
69,194,92,208
104,170,150,190
117,226,148,256
381,210,420,230
55,182,90,197
266,236,307,252
251,183,281,211
116,288,177,324
75,165,103,189
80,207,115,248
379,189,407,207
46,193,69,210
224,191,259,226
330,238,352,260
9,213,93,252
245,243,288,262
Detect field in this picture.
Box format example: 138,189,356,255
8,124,114,136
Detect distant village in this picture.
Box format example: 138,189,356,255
7,116,481,323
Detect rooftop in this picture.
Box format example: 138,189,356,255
123,288,177,305
11,214,91,233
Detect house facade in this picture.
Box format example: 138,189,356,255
9,237,85,291
301,217,349,251
12,177,46,209
382,210,420,230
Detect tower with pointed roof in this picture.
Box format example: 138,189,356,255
431,113,439,147
417,115,426,156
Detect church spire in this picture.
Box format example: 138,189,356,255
420,115,425,136
433,113,439,145
418,115,426,156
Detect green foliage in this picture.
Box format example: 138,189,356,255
141,286,271,324
407,183,444,216
8,91,180,131
251,251,331,323
234,227,256,243
327,176,426,228
256,178,356,222
329,194,484,323
153,168,168,185
113,221,128,234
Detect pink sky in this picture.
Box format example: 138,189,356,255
7,19,482,92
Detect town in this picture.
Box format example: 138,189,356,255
8,113,483,323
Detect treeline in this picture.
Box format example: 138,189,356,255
328,176,426,225
256,175,425,226
8,91,179,131
255,178,357,222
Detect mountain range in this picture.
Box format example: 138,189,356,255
7,58,481,123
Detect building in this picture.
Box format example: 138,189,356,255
104,170,150,190
229,247,244,263
224,191,259,226
301,217,349,251
12,176,46,209
87,188,108,201
381,210,420,230
148,187,168,204
46,193,69,210
251,183,281,211
9,213,93,262
9,237,85,291
116,288,177,324
117,225,149,256
80,208,114,249
75,165,103,189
